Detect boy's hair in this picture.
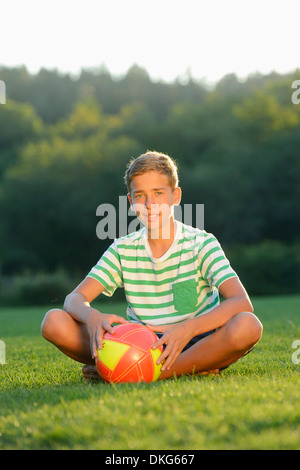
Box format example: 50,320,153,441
125,151,179,192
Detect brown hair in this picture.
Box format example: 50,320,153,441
124,151,179,192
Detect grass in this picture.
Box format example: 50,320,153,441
0,295,300,450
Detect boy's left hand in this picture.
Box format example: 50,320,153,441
147,320,194,371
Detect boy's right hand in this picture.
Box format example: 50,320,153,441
84,308,128,360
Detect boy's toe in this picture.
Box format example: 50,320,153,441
82,364,102,382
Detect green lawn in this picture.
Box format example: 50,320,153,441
0,295,300,450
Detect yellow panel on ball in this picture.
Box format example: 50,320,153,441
151,348,163,382
98,339,130,370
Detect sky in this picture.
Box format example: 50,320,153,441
0,0,299,85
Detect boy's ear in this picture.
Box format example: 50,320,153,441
173,187,182,206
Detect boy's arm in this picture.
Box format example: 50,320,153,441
63,277,128,358
150,277,253,371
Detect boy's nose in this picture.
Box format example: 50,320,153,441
145,197,154,209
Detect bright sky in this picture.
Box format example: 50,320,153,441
0,0,299,84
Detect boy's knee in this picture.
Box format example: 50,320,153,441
228,312,263,352
41,308,64,341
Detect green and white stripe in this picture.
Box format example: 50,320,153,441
88,221,237,326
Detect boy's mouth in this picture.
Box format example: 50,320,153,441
145,213,160,223
138,211,160,225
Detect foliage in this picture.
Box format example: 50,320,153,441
227,240,300,296
0,270,75,306
0,65,299,298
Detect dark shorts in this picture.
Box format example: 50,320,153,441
156,329,254,371
156,329,216,353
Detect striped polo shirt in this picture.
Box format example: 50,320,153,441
88,221,237,326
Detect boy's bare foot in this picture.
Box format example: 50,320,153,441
82,364,102,382
200,369,220,376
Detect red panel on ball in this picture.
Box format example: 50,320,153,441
112,346,145,381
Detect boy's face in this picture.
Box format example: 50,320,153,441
128,171,181,234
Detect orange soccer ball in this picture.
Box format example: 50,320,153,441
95,323,163,383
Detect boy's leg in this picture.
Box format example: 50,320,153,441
41,308,94,365
159,312,263,380
41,309,262,381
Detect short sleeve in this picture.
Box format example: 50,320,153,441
87,241,124,297
199,234,237,288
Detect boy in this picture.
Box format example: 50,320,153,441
41,151,263,380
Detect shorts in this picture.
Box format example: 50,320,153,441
156,329,216,353
156,329,254,371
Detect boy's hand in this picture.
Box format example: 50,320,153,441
147,320,194,371
84,308,128,360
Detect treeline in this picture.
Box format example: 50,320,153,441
0,64,299,304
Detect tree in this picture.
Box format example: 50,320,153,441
233,91,299,142
0,99,43,176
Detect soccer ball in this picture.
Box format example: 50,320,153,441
95,323,163,383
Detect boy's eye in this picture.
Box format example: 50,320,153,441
134,191,163,200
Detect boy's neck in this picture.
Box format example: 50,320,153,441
147,218,176,258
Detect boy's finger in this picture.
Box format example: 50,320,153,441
102,320,114,334
152,327,168,350
96,326,106,351
110,315,129,325
91,332,99,359
115,316,130,324
152,335,166,350
160,345,180,371
161,349,179,371
155,339,173,365
147,324,165,333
